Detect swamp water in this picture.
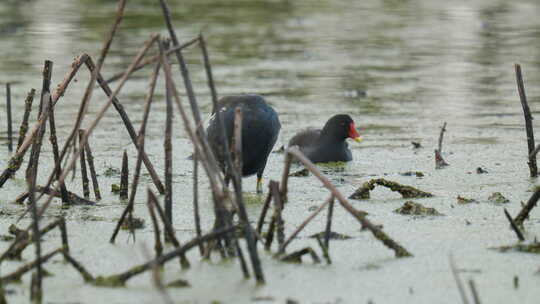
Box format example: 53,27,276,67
0,0,540,303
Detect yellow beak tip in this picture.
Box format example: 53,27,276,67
354,137,363,143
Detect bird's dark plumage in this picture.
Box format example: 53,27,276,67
206,94,280,192
288,114,361,163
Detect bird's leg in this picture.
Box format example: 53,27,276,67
256,174,263,194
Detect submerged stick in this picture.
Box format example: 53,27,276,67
269,181,285,249
504,208,524,241
287,147,412,257
27,171,42,303
450,255,470,304
62,252,94,282
15,186,96,206
6,83,12,152
515,64,538,178
256,190,273,235
79,130,91,199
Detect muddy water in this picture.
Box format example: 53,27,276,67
0,0,540,303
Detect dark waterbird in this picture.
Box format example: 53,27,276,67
207,94,281,193
288,114,362,163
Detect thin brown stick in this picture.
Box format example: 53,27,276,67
83,133,101,200
280,153,292,203
16,89,35,151
79,130,91,199
192,151,203,255
256,191,273,235
515,64,538,178
279,195,331,254
287,146,412,257
164,39,174,233
49,93,70,204
27,171,42,303
146,190,163,258
120,150,129,200
504,208,525,241
269,181,285,249
324,195,335,250
5,83,12,152
437,122,447,153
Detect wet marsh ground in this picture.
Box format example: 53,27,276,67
0,0,540,303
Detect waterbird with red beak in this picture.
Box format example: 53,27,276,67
288,114,362,163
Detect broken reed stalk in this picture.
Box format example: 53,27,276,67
95,225,236,287
287,146,412,257
450,255,470,304
148,190,190,269
514,185,540,226
324,195,335,250
269,181,285,249
256,190,273,235
279,195,332,254
164,40,174,234
79,130,91,199
49,94,70,204
28,171,43,303
6,83,12,152
120,150,129,200
438,122,447,153
146,190,163,258
280,152,292,203
515,64,538,178
104,36,199,84
110,60,161,244
16,89,36,151
281,247,321,264
83,132,101,200
192,152,203,254
504,208,525,241
0,89,34,186
1,248,64,284
35,34,158,221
